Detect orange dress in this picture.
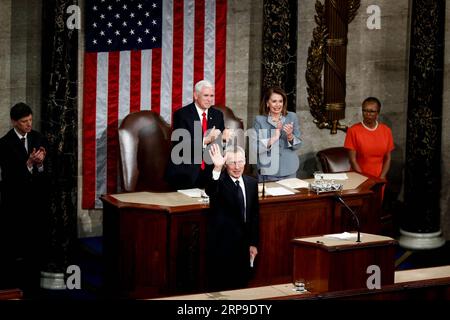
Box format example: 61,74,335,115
344,122,394,178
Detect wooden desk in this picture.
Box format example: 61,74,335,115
0,288,22,300
291,233,396,292
101,172,385,298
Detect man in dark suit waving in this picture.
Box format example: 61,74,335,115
166,80,231,190
0,102,49,296
206,144,259,291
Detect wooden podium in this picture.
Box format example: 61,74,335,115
291,233,397,293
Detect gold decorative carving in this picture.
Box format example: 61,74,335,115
348,0,361,23
306,0,360,134
305,0,328,129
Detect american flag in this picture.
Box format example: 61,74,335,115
82,0,227,208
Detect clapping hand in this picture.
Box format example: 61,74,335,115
283,122,294,141
27,146,46,168
204,126,221,145
222,127,233,142
269,122,281,147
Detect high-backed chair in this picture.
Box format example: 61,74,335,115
118,111,172,192
212,105,245,148
316,147,351,173
212,105,244,130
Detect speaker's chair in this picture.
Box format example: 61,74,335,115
212,105,245,149
118,111,172,192
316,147,351,173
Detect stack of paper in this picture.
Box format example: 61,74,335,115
276,178,310,189
323,232,360,240
177,188,204,198
317,173,348,180
265,187,295,196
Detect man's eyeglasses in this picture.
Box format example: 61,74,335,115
226,160,245,166
362,109,378,114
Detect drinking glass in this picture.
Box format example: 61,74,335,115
200,190,209,203
292,278,306,292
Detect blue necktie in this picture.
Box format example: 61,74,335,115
235,180,246,222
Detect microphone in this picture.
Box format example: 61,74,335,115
334,194,361,242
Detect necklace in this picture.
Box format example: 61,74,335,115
269,112,281,121
361,120,378,131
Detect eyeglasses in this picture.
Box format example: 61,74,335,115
226,160,245,167
362,109,378,114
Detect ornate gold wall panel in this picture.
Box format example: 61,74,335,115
306,0,360,134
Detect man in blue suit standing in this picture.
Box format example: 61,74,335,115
166,80,231,190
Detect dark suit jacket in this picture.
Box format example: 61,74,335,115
0,129,49,256
166,103,225,190
205,172,259,290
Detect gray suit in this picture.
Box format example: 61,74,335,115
253,111,301,181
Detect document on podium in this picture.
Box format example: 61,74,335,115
265,186,295,196
177,188,204,198
323,232,360,240
317,173,348,180
276,178,310,189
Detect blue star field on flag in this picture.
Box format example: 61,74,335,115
85,0,162,52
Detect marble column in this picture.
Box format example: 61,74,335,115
262,0,297,111
40,0,78,288
400,0,445,249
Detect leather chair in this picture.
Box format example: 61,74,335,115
316,147,351,173
212,105,245,148
118,110,172,192
212,105,244,131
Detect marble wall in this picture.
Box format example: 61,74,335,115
296,0,410,180
0,0,11,132
442,1,450,239
0,0,42,135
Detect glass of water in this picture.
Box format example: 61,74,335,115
313,171,324,180
292,278,306,292
200,190,209,203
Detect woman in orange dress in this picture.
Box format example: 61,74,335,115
344,97,394,180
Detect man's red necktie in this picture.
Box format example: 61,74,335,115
201,112,207,170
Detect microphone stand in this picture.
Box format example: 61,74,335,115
334,194,361,242
259,169,265,198
262,174,265,198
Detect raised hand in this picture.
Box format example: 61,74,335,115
208,143,227,171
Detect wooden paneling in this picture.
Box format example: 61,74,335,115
0,288,22,300
251,198,333,286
